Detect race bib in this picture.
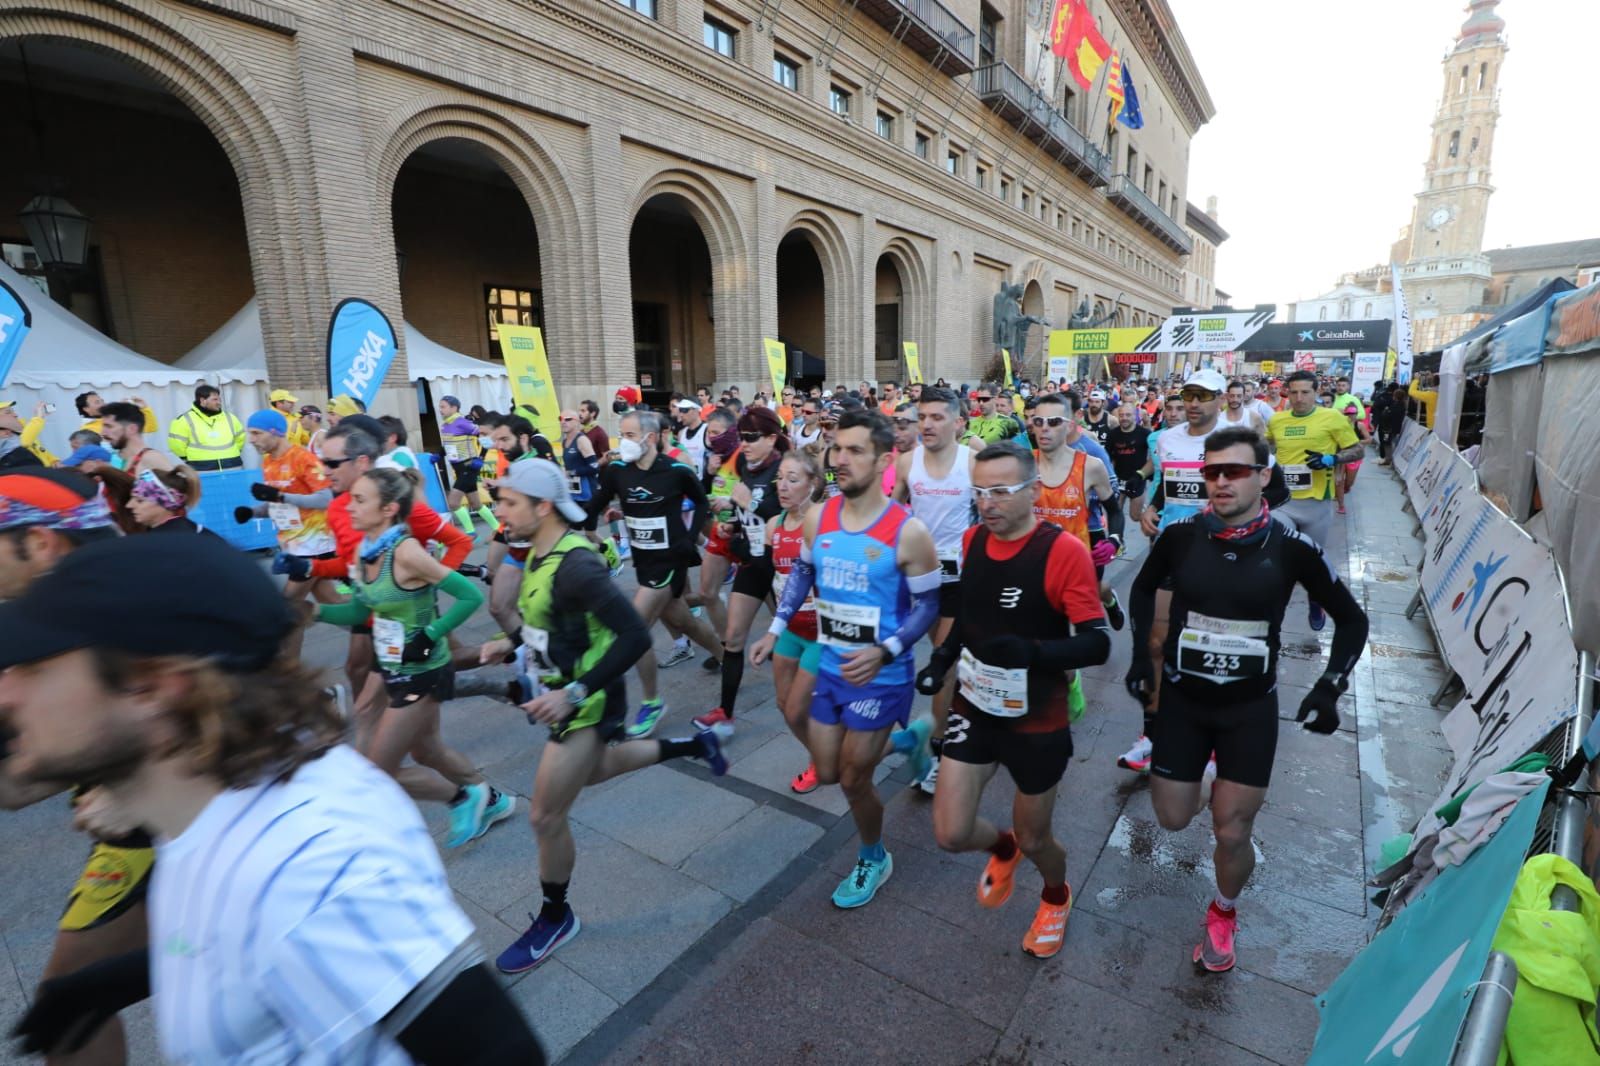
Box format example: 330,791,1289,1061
568,473,583,494
373,618,405,666
1284,464,1313,492
1164,462,1205,503
957,649,1028,718
1175,613,1270,683
267,502,303,532
938,548,962,581
625,514,669,550
443,443,462,461
741,513,768,557
519,625,554,672
814,599,880,647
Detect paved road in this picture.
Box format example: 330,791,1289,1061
0,459,1458,1064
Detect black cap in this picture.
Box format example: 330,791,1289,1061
0,534,293,671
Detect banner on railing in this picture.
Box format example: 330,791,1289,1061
1393,418,1430,478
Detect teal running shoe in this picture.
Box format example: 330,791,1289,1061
832,851,894,909
446,782,490,848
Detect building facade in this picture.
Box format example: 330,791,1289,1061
1181,195,1226,311
1,0,1211,410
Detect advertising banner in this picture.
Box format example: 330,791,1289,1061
1134,309,1276,353
1393,418,1430,480
1001,348,1014,387
1259,359,1276,374
1048,326,1156,357
1310,782,1549,1065
762,337,788,398
1351,352,1385,398
1392,262,1415,384
1244,320,1393,353
1293,351,1317,371
0,276,33,389
1047,356,1071,383
325,298,399,407
497,324,562,447
901,341,923,384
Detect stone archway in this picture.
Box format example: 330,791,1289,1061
780,207,853,385
876,236,930,379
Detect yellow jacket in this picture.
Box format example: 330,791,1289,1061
20,417,58,466
168,406,245,462
1408,379,1437,429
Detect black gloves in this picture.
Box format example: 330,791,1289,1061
233,506,255,525
915,645,959,695
13,949,150,1055
402,630,437,665
971,635,1036,670
271,552,312,581
249,482,283,502
1296,677,1345,734
1124,657,1154,706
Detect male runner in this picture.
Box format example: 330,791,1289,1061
749,408,940,908
1221,381,1268,434
98,402,172,477
1129,426,1367,972
438,394,498,534
916,442,1110,957
374,415,420,470
877,381,901,416
966,385,1019,446
584,409,722,735
1029,393,1121,628
674,398,710,477
1265,370,1362,630
482,413,561,635
1079,390,1113,447
1105,401,1152,535
1331,375,1366,423
790,399,824,450
892,385,975,795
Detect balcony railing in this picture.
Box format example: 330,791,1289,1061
1104,175,1193,254
1401,254,1492,280
971,62,1112,187
855,0,976,75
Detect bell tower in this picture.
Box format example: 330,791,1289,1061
1402,1,1507,348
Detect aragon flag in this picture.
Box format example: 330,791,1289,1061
1062,1,1112,91
1105,49,1124,127
1048,0,1075,58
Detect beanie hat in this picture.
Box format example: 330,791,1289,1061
247,409,288,435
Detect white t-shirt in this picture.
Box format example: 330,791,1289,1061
151,744,475,1064
679,423,708,479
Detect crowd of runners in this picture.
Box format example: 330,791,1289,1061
0,366,1374,1062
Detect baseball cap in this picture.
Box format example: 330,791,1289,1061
614,385,642,406
0,534,293,672
0,469,116,533
674,398,698,411
269,388,299,405
1089,389,1106,401
328,394,364,417
1183,368,1228,393
440,395,462,409
498,458,587,524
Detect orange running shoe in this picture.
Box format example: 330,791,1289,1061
977,840,1022,909
1022,888,1073,958
790,762,818,794
1193,900,1237,972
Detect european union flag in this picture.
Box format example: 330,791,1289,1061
1117,60,1144,129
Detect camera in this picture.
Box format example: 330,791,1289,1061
43,403,56,414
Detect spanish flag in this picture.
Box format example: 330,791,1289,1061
1061,1,1112,92
1105,49,1124,126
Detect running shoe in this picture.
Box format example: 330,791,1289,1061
445,782,490,848
1336,504,1347,515
694,728,729,776
657,644,694,669
1117,734,1153,773
1104,590,1125,631
474,788,515,841
701,654,722,673
791,762,819,794
626,700,666,738
832,852,893,909
1308,601,1327,632
1194,901,1238,973
917,756,940,795
692,706,735,739
977,842,1021,908
1022,889,1073,959
497,909,581,974
902,719,933,785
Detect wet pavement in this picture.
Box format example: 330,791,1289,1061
0,456,1456,1064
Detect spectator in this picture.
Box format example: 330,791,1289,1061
167,385,245,470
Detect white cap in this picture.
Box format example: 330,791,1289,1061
498,459,588,524
822,390,834,399
1183,367,1228,393
1089,389,1106,401
674,398,698,410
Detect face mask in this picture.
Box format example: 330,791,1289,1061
478,436,494,449
618,438,644,463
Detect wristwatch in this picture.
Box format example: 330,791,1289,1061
563,680,589,704
876,644,895,666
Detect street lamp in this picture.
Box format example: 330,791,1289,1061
18,194,91,273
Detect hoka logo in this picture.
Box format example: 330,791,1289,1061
998,587,1023,608
1365,941,1470,1060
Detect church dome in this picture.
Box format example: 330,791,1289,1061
1456,0,1505,48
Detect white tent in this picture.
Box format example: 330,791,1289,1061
0,259,267,462
176,298,511,418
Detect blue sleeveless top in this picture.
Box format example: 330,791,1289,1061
813,495,914,685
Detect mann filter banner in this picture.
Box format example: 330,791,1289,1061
1048,326,1155,357
761,337,787,399
0,277,33,389
497,324,562,447
325,298,399,406
901,341,922,384
1134,309,1275,353
1244,320,1393,352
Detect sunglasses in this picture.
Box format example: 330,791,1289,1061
738,431,767,443
892,418,917,428
1030,415,1068,428
973,479,1036,500
1201,462,1265,481
801,409,818,417
1180,389,1218,402
974,395,994,402
322,456,355,468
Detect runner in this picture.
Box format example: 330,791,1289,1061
242,409,337,620
374,414,421,470
1265,370,1363,630
1331,375,1366,423
480,460,726,974
966,384,1019,446
1335,402,1372,515
1220,381,1268,434
438,394,499,535
891,385,976,795
1079,389,1113,447
692,406,789,738
694,407,741,653
748,408,941,909
98,402,172,477
584,409,722,736
674,398,710,478
1105,401,1152,537
482,413,561,635
128,466,211,535
1128,426,1368,972
1029,393,1121,628
1,533,545,1063
917,442,1110,957
790,398,824,450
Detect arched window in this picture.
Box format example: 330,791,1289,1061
1458,65,1468,94
1319,307,1328,321
1478,63,1488,90
1340,298,1351,317
1364,302,1374,316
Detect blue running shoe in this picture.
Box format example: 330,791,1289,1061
473,788,514,841
832,852,894,909
497,910,581,974
1308,601,1327,632
446,782,490,848
626,700,665,738
903,719,933,784
695,728,729,776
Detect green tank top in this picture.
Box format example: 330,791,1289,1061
352,535,447,675
517,532,615,716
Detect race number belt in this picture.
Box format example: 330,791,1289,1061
624,514,668,550
373,618,405,666
1283,464,1313,492
814,599,879,647
957,649,1028,718
1175,612,1269,684
938,548,962,581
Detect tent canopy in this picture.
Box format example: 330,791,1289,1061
1430,278,1577,354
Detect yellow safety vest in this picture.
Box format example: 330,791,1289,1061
168,407,244,462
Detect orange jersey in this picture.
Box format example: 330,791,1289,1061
261,444,334,555
1032,449,1090,549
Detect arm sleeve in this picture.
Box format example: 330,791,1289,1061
556,550,650,692
281,488,334,510
316,601,370,627
430,520,473,572
424,571,485,640
1293,541,1369,683
881,570,942,657
1129,524,1178,655
394,963,544,1066
768,549,815,635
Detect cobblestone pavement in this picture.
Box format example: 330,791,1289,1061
0,458,1456,1064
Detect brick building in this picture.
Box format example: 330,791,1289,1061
1,0,1212,411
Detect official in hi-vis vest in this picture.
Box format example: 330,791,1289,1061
167,384,245,470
